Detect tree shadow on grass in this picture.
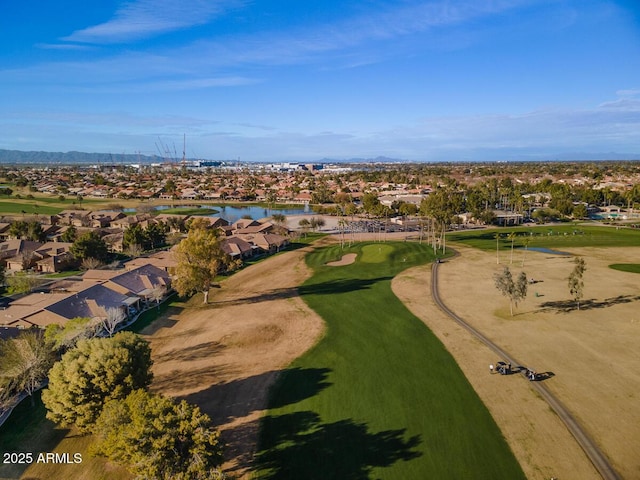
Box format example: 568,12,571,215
299,277,393,296
211,287,300,307
256,411,422,480
154,340,226,363
211,277,393,307
0,391,70,479
182,367,332,425
538,294,640,313
152,364,232,394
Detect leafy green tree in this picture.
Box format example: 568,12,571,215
0,330,55,406
70,230,109,263
145,222,167,249
42,332,153,432
362,192,381,215
44,317,95,351
60,224,77,243
568,257,587,310
165,216,186,233
123,223,147,250
173,223,237,304
6,272,41,294
92,389,224,480
8,220,28,239
494,266,528,316
25,221,45,242
572,203,588,219
398,202,418,216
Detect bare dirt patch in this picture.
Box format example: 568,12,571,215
140,247,325,479
325,253,357,266
393,245,640,479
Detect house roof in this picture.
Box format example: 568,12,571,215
0,240,43,259
221,236,254,257
45,284,132,321
0,292,72,327
124,251,177,271
83,269,122,281
104,264,171,296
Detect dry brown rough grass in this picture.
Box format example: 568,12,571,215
393,245,640,480
140,238,640,479
141,245,325,478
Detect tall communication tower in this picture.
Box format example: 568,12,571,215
181,133,186,168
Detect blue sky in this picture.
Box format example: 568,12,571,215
2,0,640,162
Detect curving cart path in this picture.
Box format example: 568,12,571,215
430,259,620,480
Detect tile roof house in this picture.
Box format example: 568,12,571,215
101,264,172,305
45,284,134,322
34,243,75,273
0,264,171,330
235,233,289,254
124,251,177,273
221,236,255,259
1,240,46,271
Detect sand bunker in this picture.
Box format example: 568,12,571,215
326,253,357,266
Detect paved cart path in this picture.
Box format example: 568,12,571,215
430,257,620,480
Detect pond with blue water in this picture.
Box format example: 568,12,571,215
146,204,309,223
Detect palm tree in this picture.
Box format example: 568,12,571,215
337,218,347,248
521,236,531,267
494,232,501,264
508,231,517,264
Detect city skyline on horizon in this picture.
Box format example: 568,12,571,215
2,1,640,162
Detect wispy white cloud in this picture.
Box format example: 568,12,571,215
35,43,96,51
615,88,640,98
63,0,247,44
5,0,535,93
188,0,534,68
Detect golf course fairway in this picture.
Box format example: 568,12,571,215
256,241,525,479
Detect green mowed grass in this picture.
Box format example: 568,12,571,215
256,242,525,479
156,207,219,216
448,224,640,250
609,263,640,274
0,197,112,216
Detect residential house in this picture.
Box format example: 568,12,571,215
33,242,75,273
221,236,254,259
110,214,152,230
0,292,72,328
233,221,276,235
0,223,12,241
44,283,135,322
101,264,172,308
0,239,44,270
235,233,289,254
0,265,171,330
57,210,92,227
124,251,177,273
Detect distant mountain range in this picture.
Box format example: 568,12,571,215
0,149,637,165
0,150,409,165
0,149,165,165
